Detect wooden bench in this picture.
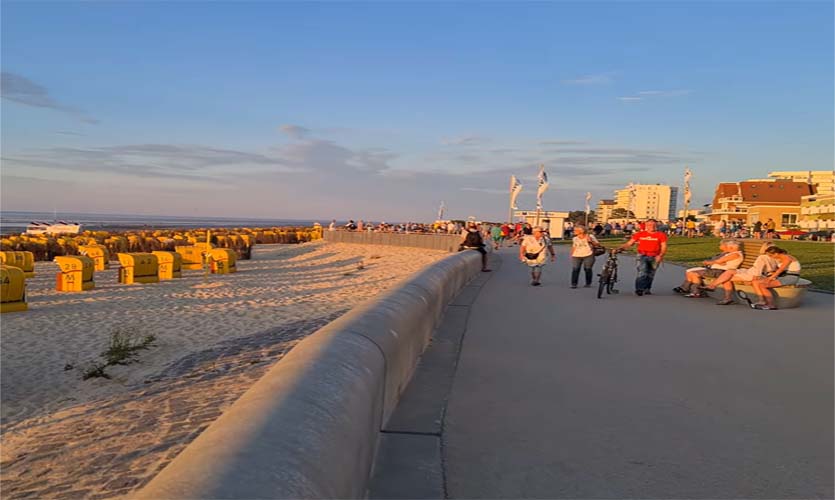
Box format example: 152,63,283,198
704,240,811,308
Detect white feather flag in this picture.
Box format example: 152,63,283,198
536,165,549,210
510,175,523,210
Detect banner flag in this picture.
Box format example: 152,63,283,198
510,175,523,210
536,165,549,210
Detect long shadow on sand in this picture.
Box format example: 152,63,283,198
0,311,346,499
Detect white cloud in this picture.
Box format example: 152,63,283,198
278,124,312,139
441,135,484,146
538,140,587,146
562,73,615,85
619,89,691,102
2,125,704,221
637,89,691,97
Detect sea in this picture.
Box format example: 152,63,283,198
0,211,328,235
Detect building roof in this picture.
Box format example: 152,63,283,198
712,183,739,209
739,180,815,203
712,180,815,208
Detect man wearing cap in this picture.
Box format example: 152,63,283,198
617,219,667,296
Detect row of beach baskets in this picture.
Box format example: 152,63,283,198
1,246,237,313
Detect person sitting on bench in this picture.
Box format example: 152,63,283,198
749,246,801,310
673,240,743,302
701,242,778,304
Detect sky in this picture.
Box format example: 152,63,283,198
1,2,833,222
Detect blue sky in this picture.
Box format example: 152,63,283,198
1,2,832,221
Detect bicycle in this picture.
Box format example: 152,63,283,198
597,248,621,299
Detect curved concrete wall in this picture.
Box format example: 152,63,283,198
137,250,482,499
323,230,462,252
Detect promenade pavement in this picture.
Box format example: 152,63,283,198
371,244,834,499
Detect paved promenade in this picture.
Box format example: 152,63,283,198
373,244,834,499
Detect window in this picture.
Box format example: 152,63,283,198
781,214,798,226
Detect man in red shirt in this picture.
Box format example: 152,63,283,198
617,219,668,296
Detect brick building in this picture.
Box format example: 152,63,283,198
709,179,815,230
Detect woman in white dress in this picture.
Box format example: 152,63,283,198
519,227,555,286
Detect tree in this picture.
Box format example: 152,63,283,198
611,208,635,219
567,210,596,225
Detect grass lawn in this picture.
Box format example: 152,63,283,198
554,235,834,291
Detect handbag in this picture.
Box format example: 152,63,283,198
524,249,544,260
589,238,606,257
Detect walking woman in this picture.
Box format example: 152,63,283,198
519,226,555,286
569,225,599,288
750,246,801,310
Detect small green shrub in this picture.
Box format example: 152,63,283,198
102,329,156,366
80,329,157,379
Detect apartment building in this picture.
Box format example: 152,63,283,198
768,170,834,230
596,199,616,223
613,184,678,221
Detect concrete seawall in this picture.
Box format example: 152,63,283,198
324,230,462,252
137,249,482,499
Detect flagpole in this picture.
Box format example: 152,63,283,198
683,167,691,235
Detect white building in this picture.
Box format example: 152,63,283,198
613,184,678,221
596,199,616,223
514,210,569,239
768,171,834,230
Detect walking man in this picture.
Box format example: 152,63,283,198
617,219,667,296
519,226,555,286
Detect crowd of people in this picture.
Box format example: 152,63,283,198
456,218,802,310
331,216,830,242
329,215,807,310
330,219,470,234
577,218,783,240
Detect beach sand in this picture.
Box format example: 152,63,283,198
0,240,447,498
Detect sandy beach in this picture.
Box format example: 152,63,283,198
0,240,446,498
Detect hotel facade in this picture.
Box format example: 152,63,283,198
709,178,815,230
768,170,834,230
